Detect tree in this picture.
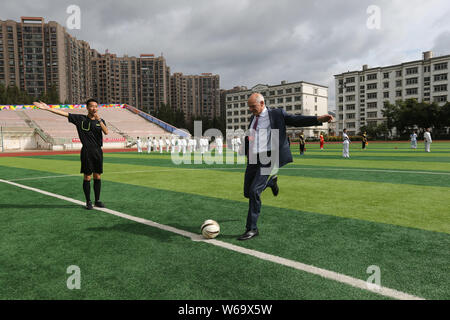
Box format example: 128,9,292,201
382,99,450,139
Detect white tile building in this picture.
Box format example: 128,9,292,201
334,51,449,136
225,81,328,138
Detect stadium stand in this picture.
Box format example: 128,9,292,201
0,104,180,151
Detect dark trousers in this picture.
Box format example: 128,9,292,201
300,144,305,154
243,154,276,231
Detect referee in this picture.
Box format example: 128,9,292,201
33,99,108,210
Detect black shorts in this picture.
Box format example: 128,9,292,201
80,147,103,175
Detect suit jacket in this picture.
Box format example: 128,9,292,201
244,108,321,168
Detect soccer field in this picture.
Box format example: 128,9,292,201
0,142,449,300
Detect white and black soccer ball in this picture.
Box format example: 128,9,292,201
201,219,220,239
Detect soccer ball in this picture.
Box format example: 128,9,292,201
201,219,220,239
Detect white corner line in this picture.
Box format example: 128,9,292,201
0,178,425,300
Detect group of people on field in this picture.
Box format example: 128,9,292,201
295,128,433,159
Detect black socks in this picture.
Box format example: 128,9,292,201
83,180,91,203
83,179,101,203
93,179,101,202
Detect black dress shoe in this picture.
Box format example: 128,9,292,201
270,175,279,197
94,201,105,208
85,201,93,210
238,229,259,241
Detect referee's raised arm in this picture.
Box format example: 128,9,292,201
33,101,69,118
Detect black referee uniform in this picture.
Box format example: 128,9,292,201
69,113,106,174
68,113,106,209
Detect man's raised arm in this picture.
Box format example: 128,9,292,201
283,109,333,127
33,101,69,118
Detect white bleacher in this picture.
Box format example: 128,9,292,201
0,110,29,128
97,108,168,139
22,107,170,142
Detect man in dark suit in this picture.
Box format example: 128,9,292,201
238,93,333,240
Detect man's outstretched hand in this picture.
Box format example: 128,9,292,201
317,114,334,123
33,101,50,110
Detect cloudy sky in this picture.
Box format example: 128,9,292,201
2,0,450,110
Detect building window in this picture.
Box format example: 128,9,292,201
367,73,377,80
434,62,448,71
367,102,377,108
406,67,418,75
383,92,389,98
345,104,355,110
406,77,418,85
433,95,447,102
345,95,355,102
346,86,355,92
367,92,377,99
367,83,377,90
367,112,377,118
345,77,355,83
406,88,418,95
383,72,389,79
434,84,447,92
434,73,448,81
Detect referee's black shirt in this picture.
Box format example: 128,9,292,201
68,113,106,148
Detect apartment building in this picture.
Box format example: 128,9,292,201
0,17,92,103
170,72,220,120
334,51,449,135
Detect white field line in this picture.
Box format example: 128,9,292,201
6,166,450,182
0,178,425,300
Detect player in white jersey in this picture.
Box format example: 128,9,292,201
342,129,350,158
136,137,142,153
235,136,242,152
410,131,417,149
216,136,223,154
424,128,432,152
147,136,152,153
165,137,171,153
158,137,164,153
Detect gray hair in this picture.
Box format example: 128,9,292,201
251,92,265,104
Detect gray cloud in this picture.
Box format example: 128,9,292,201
1,0,450,111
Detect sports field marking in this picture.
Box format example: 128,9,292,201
0,178,425,300
7,166,450,182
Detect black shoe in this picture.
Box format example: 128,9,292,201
85,201,93,210
270,176,279,197
94,201,105,208
238,229,259,241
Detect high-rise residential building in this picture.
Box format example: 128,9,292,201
91,51,139,106
0,17,92,103
138,54,171,114
225,81,328,137
170,72,220,120
1,17,222,120
334,51,450,135
91,52,170,113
